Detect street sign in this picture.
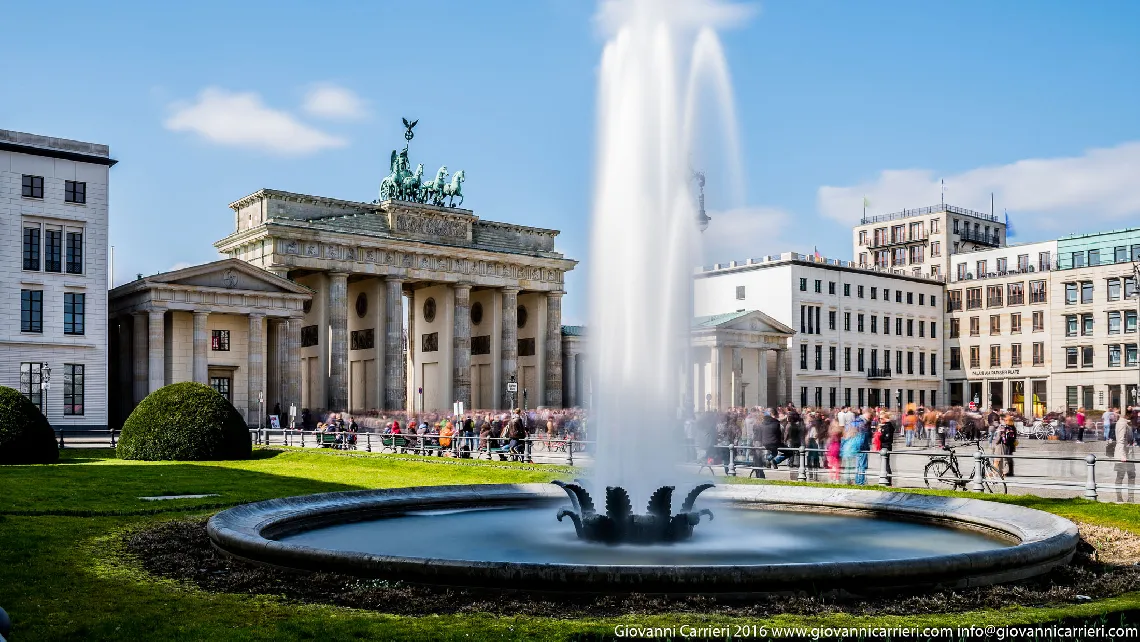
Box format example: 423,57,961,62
258,391,265,403
507,382,518,393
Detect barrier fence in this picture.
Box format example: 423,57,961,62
52,427,1138,502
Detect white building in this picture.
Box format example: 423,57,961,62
943,240,1057,415
695,252,944,411
852,204,1007,280
1,130,114,429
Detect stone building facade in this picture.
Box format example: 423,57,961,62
214,190,577,414
1,129,114,430
852,204,1007,281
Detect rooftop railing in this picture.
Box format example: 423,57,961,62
861,204,999,226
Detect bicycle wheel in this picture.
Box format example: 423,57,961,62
924,459,957,490
984,464,1007,494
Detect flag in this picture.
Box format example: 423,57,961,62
814,246,822,260
1004,210,1015,239
863,196,870,210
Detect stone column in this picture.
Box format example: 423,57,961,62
775,348,788,406
132,312,148,404
757,347,769,409
710,345,722,411
407,288,416,409
501,288,519,409
286,317,303,422
247,314,265,426
563,347,577,408
544,292,564,408
117,318,132,420
274,318,289,412
384,277,406,411
192,311,210,384
452,283,472,408
1025,377,1034,419
731,346,743,408
327,272,349,411
147,309,165,394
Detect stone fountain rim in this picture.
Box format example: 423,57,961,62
206,483,1079,593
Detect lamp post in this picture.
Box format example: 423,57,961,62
692,170,711,233
41,364,51,411
1132,262,1140,408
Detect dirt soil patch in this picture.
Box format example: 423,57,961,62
125,519,1140,618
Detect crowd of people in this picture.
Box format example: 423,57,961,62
372,408,588,461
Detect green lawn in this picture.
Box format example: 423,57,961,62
0,448,1137,641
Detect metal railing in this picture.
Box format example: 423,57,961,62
958,228,1003,246
866,367,892,380
861,204,998,225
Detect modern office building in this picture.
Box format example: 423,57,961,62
695,252,944,411
943,240,1057,414
1,129,115,430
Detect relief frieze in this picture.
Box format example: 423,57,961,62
394,213,467,240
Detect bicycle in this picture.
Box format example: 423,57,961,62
923,439,1007,494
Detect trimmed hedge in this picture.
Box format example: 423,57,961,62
0,385,59,464
117,382,251,461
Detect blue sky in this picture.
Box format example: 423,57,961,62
3,0,1138,324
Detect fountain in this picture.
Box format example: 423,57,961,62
206,0,1079,595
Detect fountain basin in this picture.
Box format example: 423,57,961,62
206,484,1078,594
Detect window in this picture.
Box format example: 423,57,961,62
1033,342,1045,366
21,290,43,333
997,258,1008,273
735,286,745,300
1032,310,1044,332
857,285,864,298
64,181,86,204
1089,249,1101,266
1082,313,1094,336
947,290,963,311
828,281,836,295
844,312,851,331
919,351,926,375
906,292,914,304
1011,344,1022,367
895,317,902,335
931,218,941,233
1029,280,1047,304
1017,254,1029,271
870,316,877,333
1071,251,1086,268
1109,344,1122,367
1010,313,1021,333
1007,282,1024,306
844,283,850,297
63,364,84,415
814,345,823,370
956,263,968,280
1108,278,1122,302
986,285,1003,308
949,318,960,338
1127,344,1139,367
966,288,982,310
883,288,890,301
857,314,864,332
989,345,1001,367
829,387,837,408
931,295,937,307
989,315,1001,335
909,245,924,264
828,310,836,330
814,279,822,293
906,319,914,337
858,388,865,408
970,316,980,336
1082,345,1094,368
1126,277,1138,299
22,175,44,198
858,231,868,246
857,348,865,372
931,320,938,338
799,278,807,291
918,320,924,337
1065,283,1078,305
1039,251,1052,271
896,350,903,374
64,293,84,335
881,315,890,336
210,376,232,401
1134,245,1140,261
1109,311,1122,334
1066,347,1078,368
211,329,231,351
23,227,40,271
1066,315,1078,337
20,363,43,411
66,232,83,274
895,290,902,303
950,347,962,370
1118,246,1130,263
1081,281,1094,304
870,287,877,300
829,346,836,371
1127,310,1138,333
45,229,62,272
844,347,851,371
931,241,941,257
907,351,914,374
800,344,808,370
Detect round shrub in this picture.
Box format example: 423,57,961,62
0,385,58,464
117,382,251,461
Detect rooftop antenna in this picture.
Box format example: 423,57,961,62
941,179,945,208
991,192,994,218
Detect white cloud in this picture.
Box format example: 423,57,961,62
817,142,1140,236
700,206,793,265
302,83,369,120
165,87,346,155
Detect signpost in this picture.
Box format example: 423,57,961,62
258,391,265,429
289,403,297,429
506,377,517,409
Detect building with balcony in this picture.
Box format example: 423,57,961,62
695,252,943,411
1,129,115,430
852,204,1007,281
943,240,1057,415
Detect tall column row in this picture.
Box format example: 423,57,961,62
501,288,519,409
384,277,406,411
452,284,472,408
544,291,563,407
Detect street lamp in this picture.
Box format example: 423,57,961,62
1131,262,1140,407
692,170,711,233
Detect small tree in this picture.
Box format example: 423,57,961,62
117,382,251,461
0,386,59,464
